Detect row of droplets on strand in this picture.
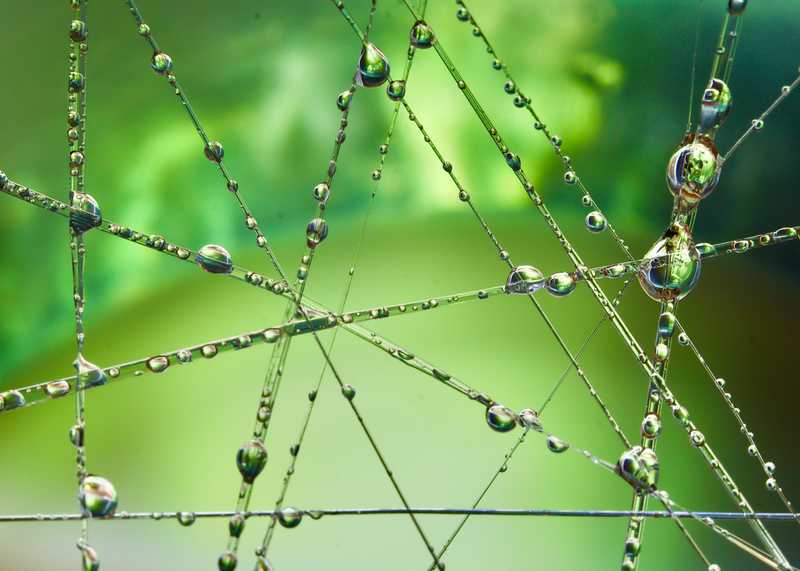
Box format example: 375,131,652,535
341,0,792,567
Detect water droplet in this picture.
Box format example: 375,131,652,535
68,71,85,93
0,389,25,412
677,332,690,346
146,355,169,373
357,43,390,88
70,20,88,42
151,52,173,75
228,513,245,537
313,182,330,204
177,511,196,526
204,140,225,163
69,424,84,447
641,413,661,438
752,118,764,130
699,78,732,133
256,556,275,571
546,435,569,453
505,265,544,294
766,477,777,491
517,408,543,431
236,440,268,483
689,430,706,447
657,312,676,338
82,546,100,571
263,329,281,343
195,244,233,274
638,223,701,302
617,446,660,490
70,192,102,233
728,0,747,14
564,171,577,184
79,475,118,518
306,218,329,249
176,350,193,364
386,79,406,101
336,89,352,111
765,461,776,474
410,20,435,48
666,140,721,207
584,211,606,233
278,507,302,528
75,355,107,388
546,272,576,297
201,344,218,358
485,404,517,433
137,23,150,36
341,384,356,400
218,550,237,571
45,380,71,399
456,7,470,21
773,227,798,241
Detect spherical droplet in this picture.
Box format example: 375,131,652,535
70,192,102,233
146,355,169,373
201,344,219,358
278,507,302,528
68,71,85,92
82,546,100,571
699,78,732,133
617,446,660,490
357,43,390,88
204,141,225,163
641,413,661,438
177,511,196,526
506,265,545,294
410,20,435,48
195,244,233,274
564,171,577,184
218,550,237,571
677,332,690,346
70,20,88,42
386,79,406,101
546,272,576,297
517,408,543,431
151,52,173,75
485,404,516,433
728,0,747,14
313,182,330,204
456,7,470,21
666,139,721,206
546,435,569,453
336,89,352,111
341,384,356,400
638,223,701,302
79,475,118,518
766,477,777,491
585,211,606,233
765,461,776,475
306,218,329,249
236,440,268,484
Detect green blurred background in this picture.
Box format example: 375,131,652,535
1,0,799,569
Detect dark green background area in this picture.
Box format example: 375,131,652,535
0,1,798,569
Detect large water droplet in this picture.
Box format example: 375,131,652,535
545,272,576,297
666,139,721,207
617,446,660,490
236,440,268,483
195,244,233,274
45,380,71,399
585,211,606,233
641,413,662,439
256,556,275,571
0,390,26,411
218,550,237,571
506,265,544,294
70,192,102,233
177,511,196,526
151,52,173,75
278,506,303,528
699,78,732,133
728,0,747,15
146,355,169,373
386,79,406,101
228,513,245,537
357,43,390,88
82,546,100,571
638,223,701,302
546,435,569,453
485,404,517,433
410,20,435,48
79,475,118,518
517,408,543,431
75,355,108,388
306,218,329,249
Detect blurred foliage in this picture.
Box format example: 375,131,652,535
0,0,799,569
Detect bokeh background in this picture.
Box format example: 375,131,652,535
1,0,799,569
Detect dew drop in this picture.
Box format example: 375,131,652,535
357,43,390,88
218,551,237,571
485,404,517,433
517,408,543,431
546,435,569,453
386,79,406,101
306,218,329,249
195,244,233,274
151,52,173,75
584,211,606,233
79,475,118,518
278,507,303,528
506,265,544,294
617,446,660,490
75,355,107,388
336,89,352,111
82,546,100,571
236,440,268,483
545,272,576,297
45,381,71,399
146,355,169,373
638,222,701,302
341,384,356,401
201,344,218,358
70,192,102,233
410,20,435,48
177,511,196,527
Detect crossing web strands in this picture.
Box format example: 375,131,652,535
0,0,799,570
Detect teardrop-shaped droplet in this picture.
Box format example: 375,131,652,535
336,89,352,111
195,244,233,274
82,546,100,571
699,78,732,133
204,140,225,163
228,513,245,538
306,218,329,249
357,43,390,88
546,435,569,453
79,475,118,518
236,440,268,483
506,265,544,294
386,79,406,101
638,222,701,302
485,404,517,433
410,20,435,48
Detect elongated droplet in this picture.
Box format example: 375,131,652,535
195,244,233,274
357,43,390,88
506,265,544,294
